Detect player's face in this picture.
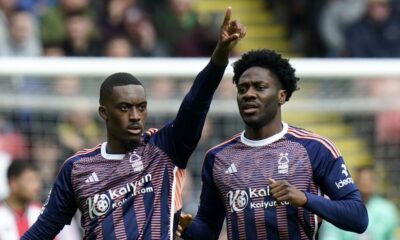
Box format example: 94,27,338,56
99,84,148,149
236,66,285,129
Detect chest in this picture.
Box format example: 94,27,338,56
71,148,174,206
213,142,312,195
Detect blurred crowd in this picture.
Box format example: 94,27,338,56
0,0,220,57
267,0,400,57
1,0,400,58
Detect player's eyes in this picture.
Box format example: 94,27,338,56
120,105,129,112
237,86,247,94
138,104,147,111
257,85,266,91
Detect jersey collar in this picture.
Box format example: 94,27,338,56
240,122,288,147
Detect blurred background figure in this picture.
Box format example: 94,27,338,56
103,35,133,57
0,161,42,240
0,161,82,239
319,0,366,57
62,11,100,56
40,0,96,49
1,10,42,56
0,116,29,199
345,0,400,57
320,165,399,240
152,0,217,56
56,101,101,162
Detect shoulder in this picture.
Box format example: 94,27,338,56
62,144,102,168
205,133,241,157
286,125,341,159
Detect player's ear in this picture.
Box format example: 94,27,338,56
278,89,287,105
98,105,108,121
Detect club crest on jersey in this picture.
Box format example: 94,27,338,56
129,151,144,172
278,153,289,174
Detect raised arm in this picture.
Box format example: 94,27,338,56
155,7,246,168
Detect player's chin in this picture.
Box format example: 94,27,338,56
121,135,141,145
243,117,263,129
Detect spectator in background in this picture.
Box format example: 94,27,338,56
99,0,134,44
124,7,167,56
319,0,366,57
0,0,17,54
152,0,217,56
56,101,101,161
281,0,327,56
320,165,399,240
2,10,42,56
103,35,133,57
62,11,100,56
42,42,64,56
40,0,96,47
0,116,29,161
30,137,60,199
99,0,165,56
0,161,82,240
345,0,400,57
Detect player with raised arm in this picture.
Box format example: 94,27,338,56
22,7,245,240
177,49,368,239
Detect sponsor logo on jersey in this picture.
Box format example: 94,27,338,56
335,164,354,189
227,187,290,212
227,190,249,212
87,174,153,219
87,193,111,219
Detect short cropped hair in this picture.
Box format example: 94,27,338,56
232,49,299,101
7,161,37,181
99,72,142,105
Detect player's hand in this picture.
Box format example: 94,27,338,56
218,6,246,50
212,6,246,65
176,213,193,238
268,178,308,207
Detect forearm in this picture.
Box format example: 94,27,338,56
173,61,226,149
304,192,368,233
211,45,230,66
182,60,226,109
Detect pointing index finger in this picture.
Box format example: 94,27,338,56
223,6,232,26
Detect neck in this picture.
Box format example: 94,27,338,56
106,138,138,154
5,195,27,212
244,116,283,140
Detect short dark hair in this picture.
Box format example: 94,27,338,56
7,161,37,181
232,49,300,101
99,72,142,105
